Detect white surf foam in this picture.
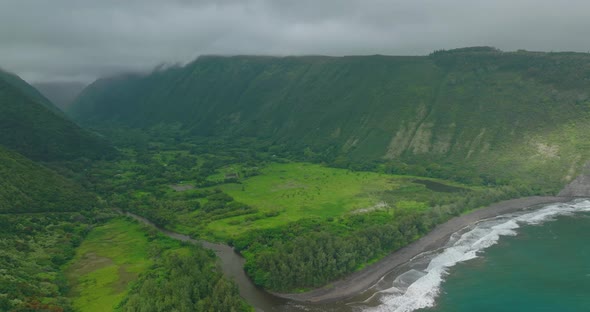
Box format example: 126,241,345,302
364,199,590,312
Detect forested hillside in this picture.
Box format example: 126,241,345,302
70,47,590,193
0,68,61,114
0,146,96,213
0,73,114,161
0,67,254,310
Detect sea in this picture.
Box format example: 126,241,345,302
354,199,590,312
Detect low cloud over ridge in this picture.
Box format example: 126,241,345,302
1,0,589,83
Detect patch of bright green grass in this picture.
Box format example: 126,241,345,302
195,162,475,240
65,218,181,312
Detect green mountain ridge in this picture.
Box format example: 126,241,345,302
0,72,114,161
0,70,109,211
0,68,62,114
70,47,590,192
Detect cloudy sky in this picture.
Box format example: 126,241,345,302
1,0,590,83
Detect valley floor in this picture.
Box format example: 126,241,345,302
109,196,570,308
65,218,162,311
56,147,579,310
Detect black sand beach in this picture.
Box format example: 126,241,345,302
274,196,570,303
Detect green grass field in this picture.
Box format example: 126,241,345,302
65,218,183,312
175,162,476,241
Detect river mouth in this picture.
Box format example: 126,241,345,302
124,198,579,312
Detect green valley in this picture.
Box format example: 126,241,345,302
3,47,590,311
0,70,250,311
6,2,590,311
62,48,590,294
70,48,590,193
80,139,528,292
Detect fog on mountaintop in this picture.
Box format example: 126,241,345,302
1,0,590,83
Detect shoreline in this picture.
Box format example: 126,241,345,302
273,196,572,303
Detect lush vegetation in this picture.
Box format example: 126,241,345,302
70,48,590,192
0,70,251,311
236,183,525,291
0,68,61,114
66,218,159,311
118,246,250,312
0,146,97,213
0,75,113,162
65,217,249,312
0,209,251,312
186,162,485,240
5,47,590,306
77,135,531,291
0,212,104,312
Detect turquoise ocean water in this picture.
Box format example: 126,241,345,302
421,211,590,312
359,200,590,312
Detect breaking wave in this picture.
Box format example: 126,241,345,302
363,199,590,312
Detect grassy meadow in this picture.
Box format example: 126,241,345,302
171,162,478,241
83,146,527,292
65,218,186,312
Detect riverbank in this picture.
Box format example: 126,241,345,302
273,196,571,303
121,211,282,312
120,196,573,307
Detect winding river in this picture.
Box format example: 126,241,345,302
123,212,287,311
122,196,576,312
123,211,367,311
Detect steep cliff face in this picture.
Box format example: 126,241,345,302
69,48,590,192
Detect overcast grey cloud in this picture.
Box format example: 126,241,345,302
1,0,590,83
